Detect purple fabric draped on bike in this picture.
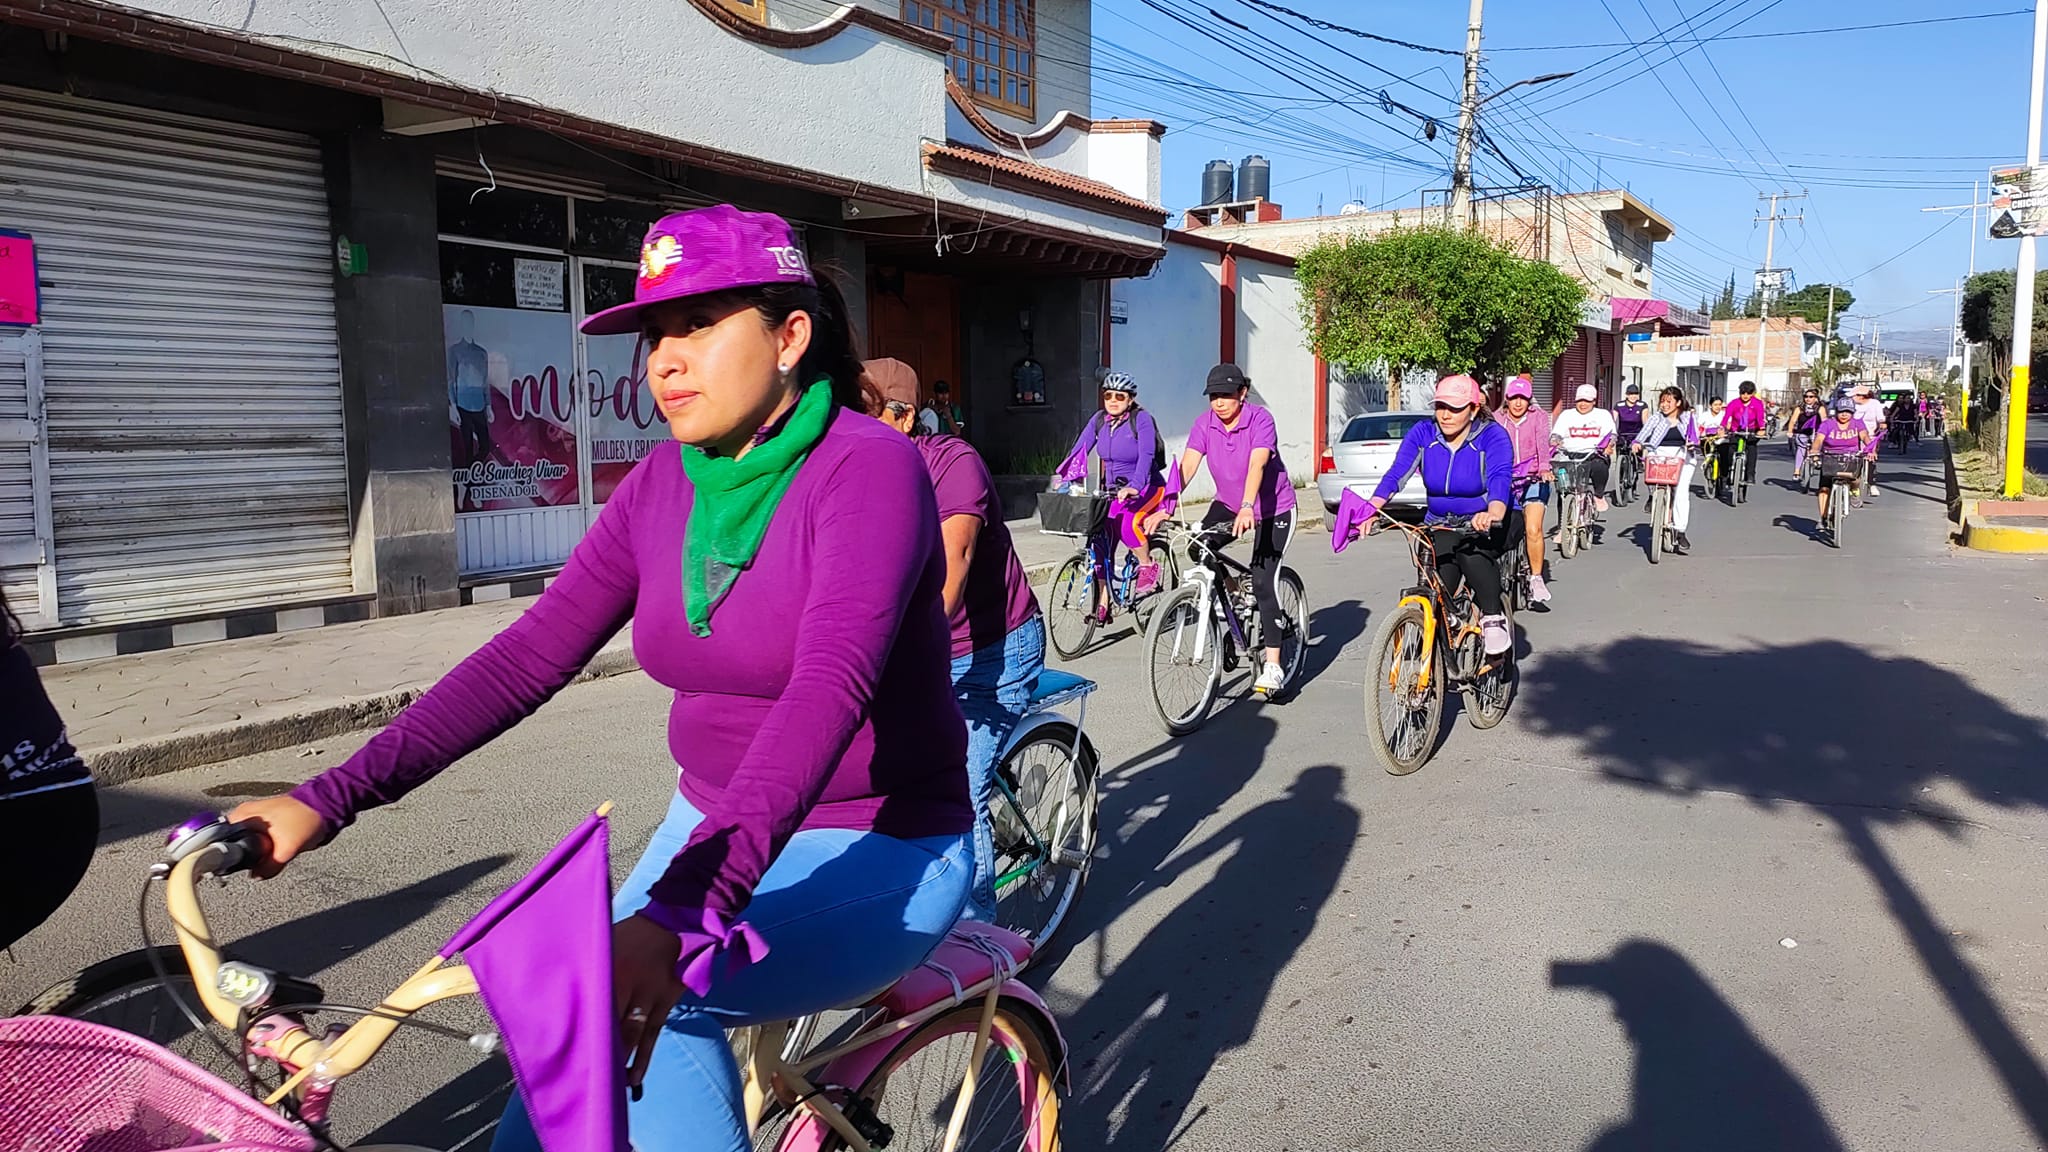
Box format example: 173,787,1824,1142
1331,490,1374,554
440,810,628,1152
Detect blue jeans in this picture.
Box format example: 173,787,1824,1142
949,615,1046,922
490,791,971,1152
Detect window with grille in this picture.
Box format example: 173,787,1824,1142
905,0,1035,119
715,0,765,23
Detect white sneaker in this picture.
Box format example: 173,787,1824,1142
1867,485,1880,497
1254,662,1287,695
1529,572,1552,603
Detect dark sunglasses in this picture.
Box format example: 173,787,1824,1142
1103,390,1133,401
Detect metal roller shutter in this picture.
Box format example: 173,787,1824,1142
0,86,351,626
0,331,47,625
1529,365,1555,412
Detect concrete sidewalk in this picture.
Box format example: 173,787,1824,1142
44,599,636,785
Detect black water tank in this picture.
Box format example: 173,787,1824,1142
1201,159,1235,206
1238,155,1271,203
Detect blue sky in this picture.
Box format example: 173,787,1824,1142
1070,0,2034,354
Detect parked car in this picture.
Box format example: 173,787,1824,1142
1317,411,1432,512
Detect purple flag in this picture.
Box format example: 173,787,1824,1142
1332,489,1376,553
442,810,627,1152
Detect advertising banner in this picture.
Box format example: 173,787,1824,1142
584,331,671,504
446,304,580,512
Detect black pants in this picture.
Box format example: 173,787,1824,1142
458,406,493,467
1430,524,1507,618
1202,502,1295,650
1,783,98,950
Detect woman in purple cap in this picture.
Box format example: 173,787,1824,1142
224,205,974,1152
1148,363,1297,696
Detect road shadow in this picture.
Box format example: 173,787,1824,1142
365,1058,513,1149
1520,638,2048,1143
1298,597,1369,688
1059,765,1357,1149
1553,940,1846,1151
1771,514,1822,543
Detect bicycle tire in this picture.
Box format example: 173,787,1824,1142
807,998,1063,1152
1460,630,1516,731
1558,497,1580,560
991,722,1100,953
1363,601,1443,776
23,946,293,1089
1143,583,1222,737
1830,481,1847,548
1272,567,1311,694
1044,554,1096,659
1648,488,1668,565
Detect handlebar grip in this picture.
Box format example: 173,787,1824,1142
164,812,262,876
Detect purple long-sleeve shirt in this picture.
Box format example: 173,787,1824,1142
1057,409,1161,493
1371,419,1515,520
294,408,971,926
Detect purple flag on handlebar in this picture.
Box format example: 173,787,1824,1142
441,810,627,1152
1332,490,1374,554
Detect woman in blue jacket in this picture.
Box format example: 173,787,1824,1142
1335,374,1515,656
1056,371,1166,613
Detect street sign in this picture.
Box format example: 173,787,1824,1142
1989,164,2048,238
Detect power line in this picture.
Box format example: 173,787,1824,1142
1236,0,1462,56
1490,7,2029,51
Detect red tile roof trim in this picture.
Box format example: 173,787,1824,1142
922,141,1167,224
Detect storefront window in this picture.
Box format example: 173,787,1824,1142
574,199,667,261
436,179,569,249
439,237,580,515
582,263,669,503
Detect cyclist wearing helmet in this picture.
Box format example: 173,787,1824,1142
1815,397,1872,540
871,358,1042,925
1057,369,1167,605
1156,363,1297,694
1337,374,1515,657
1498,375,1554,606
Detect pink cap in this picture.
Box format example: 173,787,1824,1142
580,205,815,336
1504,376,1533,401
1575,383,1599,403
1433,374,1485,409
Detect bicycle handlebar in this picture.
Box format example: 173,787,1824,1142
153,813,480,1097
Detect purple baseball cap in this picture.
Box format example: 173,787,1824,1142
579,204,815,336
1504,376,1533,401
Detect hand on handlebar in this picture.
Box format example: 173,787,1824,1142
224,795,330,879
1231,506,1256,538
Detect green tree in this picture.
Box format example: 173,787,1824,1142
1295,226,1585,402
1710,273,1739,320
1770,284,1852,332
1960,269,2048,469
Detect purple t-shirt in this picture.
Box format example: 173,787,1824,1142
1186,403,1296,517
917,434,1041,659
294,407,971,926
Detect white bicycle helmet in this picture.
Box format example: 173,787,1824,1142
1100,371,1137,395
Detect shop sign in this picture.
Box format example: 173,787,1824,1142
1109,299,1129,325
0,230,39,326
1578,298,1612,330
515,258,566,310
1990,164,2048,239
445,304,580,512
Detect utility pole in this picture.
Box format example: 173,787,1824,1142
1450,0,1484,227
1755,190,1805,393
1823,283,1837,385
2009,0,2048,497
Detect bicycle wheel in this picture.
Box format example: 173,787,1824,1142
1272,567,1311,692
811,998,1063,1152
24,947,286,1089
1647,487,1668,565
1044,553,1096,659
1460,629,1516,731
1557,496,1580,559
1144,584,1223,736
1362,601,1443,776
991,722,1099,952
1830,482,1847,548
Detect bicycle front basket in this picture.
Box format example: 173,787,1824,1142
0,1016,317,1152
1039,490,1110,537
1644,456,1685,487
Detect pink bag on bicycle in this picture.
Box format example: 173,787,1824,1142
1644,456,1684,487
0,1015,318,1151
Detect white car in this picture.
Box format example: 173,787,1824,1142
1317,411,1433,511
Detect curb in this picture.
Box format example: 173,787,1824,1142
1957,499,2048,554
82,644,641,786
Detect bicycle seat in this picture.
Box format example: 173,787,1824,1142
868,923,1033,1016
1025,669,1095,715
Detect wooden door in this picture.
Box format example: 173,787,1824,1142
868,269,963,414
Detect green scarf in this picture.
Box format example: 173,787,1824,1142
679,379,835,637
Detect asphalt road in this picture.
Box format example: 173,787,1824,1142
10,439,2048,1151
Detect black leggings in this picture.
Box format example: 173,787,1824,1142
1,783,98,950
1431,524,1507,618
1202,502,1295,649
